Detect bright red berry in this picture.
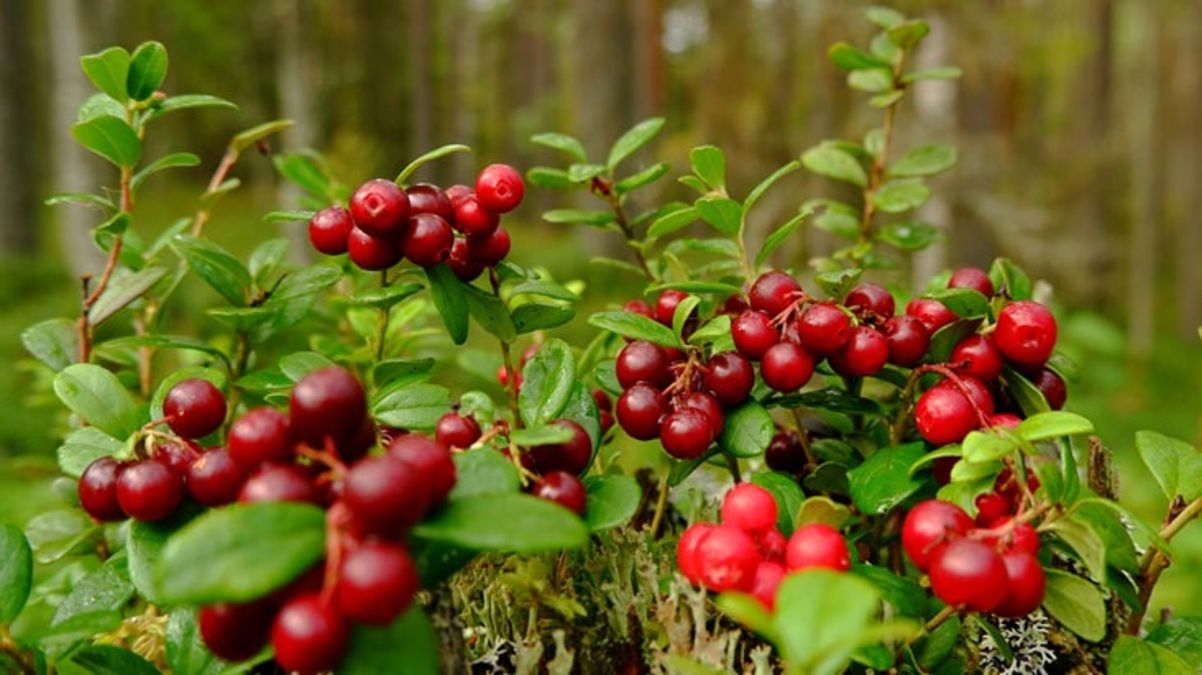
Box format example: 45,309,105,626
785,523,850,572
1029,368,1067,410
405,183,454,221
186,448,245,507
308,206,354,255
435,412,481,450
901,500,973,571
616,383,666,441
624,299,655,320
347,226,403,271
447,238,484,281
796,302,852,356
79,457,125,521
992,551,1045,617
765,430,807,474
929,538,1009,612
655,290,690,326
452,194,499,237
703,352,754,406
238,463,319,505
915,379,984,446
829,326,889,377
981,518,1040,556
951,334,1004,382
164,378,226,440
676,523,714,586
721,484,778,533
749,271,801,316
466,226,510,265
731,310,779,360
760,342,814,392
883,315,931,367
527,419,592,475
974,492,1011,526
343,456,429,535
844,283,894,319
948,268,995,296
750,560,786,610
757,528,787,562
906,298,957,333
228,407,291,468
116,459,184,522
387,434,457,505
271,594,350,674
335,542,419,625
531,471,587,515
444,184,472,206
659,409,714,459
995,301,1057,367
616,340,672,389
475,163,525,213
694,525,761,592
198,601,275,662
350,179,410,237
721,295,749,314
989,413,1023,429
680,391,724,437
404,213,454,267
289,367,367,445
155,439,200,477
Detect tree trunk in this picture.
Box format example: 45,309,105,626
1173,1,1202,338
0,0,38,257
273,0,316,264
1126,0,1161,360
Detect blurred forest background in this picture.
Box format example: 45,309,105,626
1,0,1201,611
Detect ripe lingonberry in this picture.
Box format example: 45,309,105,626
308,206,354,255
655,290,690,326
731,310,779,360
592,389,613,412
974,492,1011,526
599,409,615,434
616,383,666,441
335,542,419,625
452,194,499,237
951,334,1003,382
445,184,472,207
624,299,655,320
116,459,184,522
694,525,760,592
844,283,895,319
721,295,749,314
198,601,275,662
1029,368,1066,410
929,538,1009,612
765,430,807,474
289,367,367,445
79,457,125,521
906,298,957,333
164,378,226,440
749,271,801,316
186,448,245,507
435,412,481,450
155,439,200,476
388,434,457,505
659,409,714,459
829,326,889,377
228,407,291,467
447,238,484,281
757,528,787,562
350,179,410,237
989,413,1023,429
721,484,778,533
785,523,851,572
915,380,982,446
405,183,454,222
750,560,786,610
760,342,814,392
466,226,510,265
531,471,587,515
475,163,525,213
901,500,973,571
995,301,1057,367
527,419,592,475
271,594,350,674
344,456,429,535
680,391,724,437
676,524,714,585
238,463,319,504
616,340,671,389
703,352,754,406
796,302,852,356
883,315,931,367
984,518,1041,556
347,226,404,271
993,551,1045,617
948,267,995,297
404,213,454,267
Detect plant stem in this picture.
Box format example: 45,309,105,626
374,270,390,361
723,452,742,483
855,49,907,259
191,145,240,237
489,268,522,427
648,472,671,538
1127,495,1202,633
0,627,36,675
923,605,956,634
595,178,655,280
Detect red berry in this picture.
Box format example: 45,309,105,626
786,523,851,571
659,409,714,459
906,298,957,333
760,342,814,392
721,295,749,314
531,471,587,515
445,184,472,206
796,302,852,356
447,238,484,281
676,523,714,585
655,290,690,326
616,383,666,441
308,206,354,255
749,271,801,316
765,430,807,474
403,213,453,266
694,525,761,592
703,352,754,406
616,340,671,389
347,226,403,270
198,601,274,662
901,500,973,571
116,459,184,522
434,412,481,450
164,378,226,440
452,194,499,237
915,379,986,446
238,463,319,505
289,367,367,446
405,183,454,221
79,457,125,521
948,267,995,297
721,484,778,533
592,389,613,412
844,283,895,319
599,409,615,434
466,226,510,265
186,448,245,507
750,560,786,610
883,315,930,367
271,594,350,674
388,434,457,505
995,301,1057,367
756,528,788,562
1030,368,1067,410
527,419,592,475
981,518,1040,556
929,538,1008,612
992,551,1045,617
989,413,1023,429
343,456,430,535
731,310,779,360
475,163,525,213
680,391,724,436
335,542,418,625
156,439,201,476
624,299,655,320
350,179,410,237
951,334,1003,382
228,407,291,468
974,492,1011,526
830,326,889,377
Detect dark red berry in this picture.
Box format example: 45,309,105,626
659,409,714,459
785,523,850,572
760,342,814,392
901,500,973,571
466,226,510,265
830,326,889,377
592,389,613,412
447,238,484,281
906,298,957,333
703,352,754,406
228,407,291,468
721,295,749,314
915,383,978,446
156,439,201,476
531,471,587,515
335,542,418,625
750,561,786,610
731,310,779,360
599,409,614,434
993,551,1045,617
444,184,472,206
405,183,454,221
989,413,1023,429
883,315,930,367
655,290,690,326
186,448,245,507
350,179,410,237
238,463,319,505
844,283,895,320
616,383,666,441
347,226,403,271
404,213,454,267
721,484,778,533
749,271,801,316
757,529,787,562
475,163,525,213
289,367,367,445
616,340,671,389
929,538,1008,612
765,430,807,474
676,523,714,585
951,334,1003,382
198,601,275,662
79,457,125,521
680,391,724,437
948,267,995,297
434,412,481,450
527,419,592,475
1030,368,1066,410
974,492,1011,526
796,302,852,356
308,206,354,256
164,378,226,440
343,456,429,535
116,459,184,522
388,434,457,505
452,194,499,237
271,594,350,674
624,299,655,320
995,301,1057,367
694,525,760,592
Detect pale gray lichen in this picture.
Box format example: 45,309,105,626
978,611,1057,675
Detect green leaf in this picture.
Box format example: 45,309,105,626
1047,515,1106,581
414,493,588,552
56,427,123,478
165,609,223,675
756,211,808,267
889,143,956,178
960,430,1018,464
128,508,197,604
828,42,889,71
126,41,167,101
1146,618,1202,668
0,525,32,623
903,67,963,83
813,209,860,240
795,496,852,529
342,606,440,675
144,94,238,122
44,191,115,210
530,132,587,162
616,162,670,193
695,196,742,235
99,334,230,368
372,358,435,390
772,387,882,416
1109,635,1195,675
1075,502,1140,573
425,264,469,344
371,383,451,431
512,303,575,333
887,20,931,49
874,178,931,213
542,208,616,227
848,68,894,93
689,145,726,189
988,258,1033,300
354,282,424,309
876,220,941,250
463,285,516,341
1002,366,1051,416
847,443,926,515
526,166,573,189
77,92,127,123
559,382,602,451
745,160,801,214
230,119,293,153
583,475,641,531
588,310,682,349
22,318,79,371
866,6,906,28
156,502,326,604
716,592,777,640
172,235,250,306
647,206,699,238
608,117,665,169
926,288,989,318
273,151,333,200
53,557,134,627
394,143,470,184
852,564,928,618
71,645,159,675
1017,411,1093,441
509,425,573,447
71,115,141,167
450,449,521,500
131,152,200,192
1042,569,1106,642
751,472,804,535
53,364,144,438
89,265,168,326
25,510,96,563
719,401,774,458
567,163,607,183
1137,431,1202,501
802,144,868,187
519,338,575,428
773,570,894,673
80,47,131,102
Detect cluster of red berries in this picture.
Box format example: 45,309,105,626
901,491,1044,617
307,164,524,278
676,484,850,609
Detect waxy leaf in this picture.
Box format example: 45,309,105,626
414,493,588,552
0,525,32,623
519,338,575,428
54,364,145,438
583,475,641,531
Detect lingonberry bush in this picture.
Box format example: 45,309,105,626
6,7,1202,675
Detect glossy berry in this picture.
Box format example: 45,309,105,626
444,184,472,206
435,412,481,450
347,226,403,270
883,315,931,367
796,302,852,356
680,391,724,436
760,342,814,392
79,457,125,521
829,326,889,377
335,542,419,625
676,524,713,585
452,194,499,237
703,352,754,406
527,419,592,475
1030,368,1067,410
186,448,245,507
116,459,184,522
624,299,655,320
995,301,1057,367
271,594,350,674
974,492,1011,526
616,340,671,388
750,561,786,610
989,413,1023,429
844,283,894,319
531,471,587,515
749,271,801,316
404,213,454,267
475,163,525,213
238,463,319,505
901,500,973,571
765,430,807,474
198,601,274,662
616,383,666,441
929,538,1009,612
447,238,484,281
289,367,367,445
993,551,1045,617
466,226,510,265
731,310,779,360
156,439,201,476
951,334,1004,382
694,525,760,592
388,434,457,505
164,378,226,440
915,380,980,446
659,409,714,459
228,407,291,468
721,295,748,314
906,298,957,333
592,389,613,412
721,484,778,533
308,206,354,255
599,409,615,434
948,267,995,296
405,183,454,221
350,179,410,237
757,528,787,562
981,518,1041,556
655,290,690,326
785,523,851,572
344,456,429,535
